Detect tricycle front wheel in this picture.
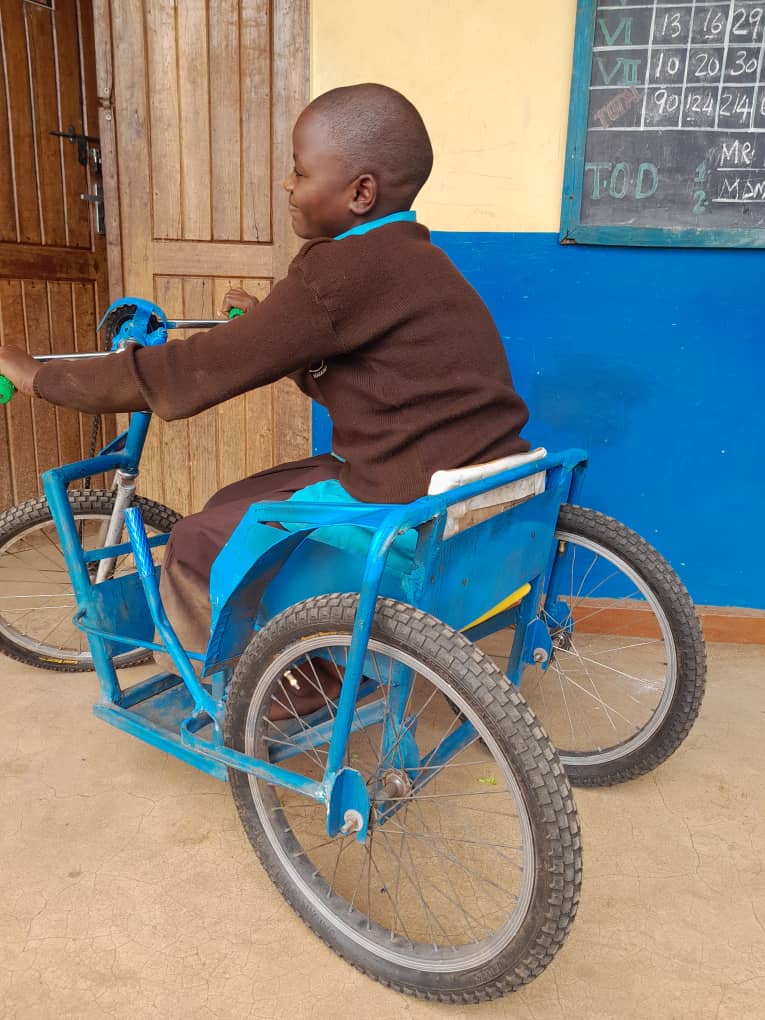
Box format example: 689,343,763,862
224,594,581,1002
0,490,180,671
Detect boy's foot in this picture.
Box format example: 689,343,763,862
154,651,344,721
269,663,342,721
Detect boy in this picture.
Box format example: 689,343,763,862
0,84,530,707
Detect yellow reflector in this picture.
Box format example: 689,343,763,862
461,584,532,632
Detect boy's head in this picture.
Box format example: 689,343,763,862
285,83,433,239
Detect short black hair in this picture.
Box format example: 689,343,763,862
306,84,433,207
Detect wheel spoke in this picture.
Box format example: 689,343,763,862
584,636,663,655
566,636,624,735
377,823,450,945
382,823,524,856
406,796,523,897
555,642,663,694
237,612,554,971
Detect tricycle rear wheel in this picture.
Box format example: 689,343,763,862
506,505,706,786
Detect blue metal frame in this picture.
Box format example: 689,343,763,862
38,297,591,844
560,0,765,248
42,411,586,840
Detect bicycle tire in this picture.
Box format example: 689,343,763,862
224,594,582,1002
516,505,707,787
0,490,181,671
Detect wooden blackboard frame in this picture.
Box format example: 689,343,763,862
560,0,765,247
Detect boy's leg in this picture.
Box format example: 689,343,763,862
155,454,343,668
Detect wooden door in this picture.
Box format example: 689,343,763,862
0,0,114,507
93,0,310,517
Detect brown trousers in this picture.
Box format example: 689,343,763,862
157,453,343,667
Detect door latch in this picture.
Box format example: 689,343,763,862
50,125,105,234
49,125,100,169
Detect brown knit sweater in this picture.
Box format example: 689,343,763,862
35,221,530,503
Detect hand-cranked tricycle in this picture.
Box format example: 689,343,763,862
0,299,706,1002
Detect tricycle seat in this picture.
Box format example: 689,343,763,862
202,448,587,673
428,447,547,538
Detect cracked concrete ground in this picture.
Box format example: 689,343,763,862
0,642,763,1020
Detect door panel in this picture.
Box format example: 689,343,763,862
152,275,273,512
0,0,113,505
0,53,15,243
103,0,309,516
2,2,42,245
26,2,69,247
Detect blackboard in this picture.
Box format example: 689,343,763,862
561,0,765,246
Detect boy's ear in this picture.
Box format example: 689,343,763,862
349,173,377,215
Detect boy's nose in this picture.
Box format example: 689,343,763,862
283,174,294,192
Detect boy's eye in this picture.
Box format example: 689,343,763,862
293,165,303,177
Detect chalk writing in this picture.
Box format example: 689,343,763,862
591,2,765,133
593,86,642,127
576,1,765,231
595,54,643,86
585,161,659,200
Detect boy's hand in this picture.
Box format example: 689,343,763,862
219,288,258,318
0,347,39,396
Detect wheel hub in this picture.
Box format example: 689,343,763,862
552,628,573,652
380,768,412,800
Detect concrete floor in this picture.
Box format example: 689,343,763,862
0,642,763,1020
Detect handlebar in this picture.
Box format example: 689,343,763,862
0,376,14,404
0,303,245,405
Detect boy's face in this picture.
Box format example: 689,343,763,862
284,110,361,239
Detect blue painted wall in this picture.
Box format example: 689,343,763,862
312,231,764,610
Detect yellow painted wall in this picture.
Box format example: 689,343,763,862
310,0,578,233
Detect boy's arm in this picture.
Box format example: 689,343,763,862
0,346,39,396
34,262,338,420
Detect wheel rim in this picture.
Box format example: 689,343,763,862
0,513,163,662
243,634,536,974
520,530,677,767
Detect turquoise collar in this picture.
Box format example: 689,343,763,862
334,210,416,240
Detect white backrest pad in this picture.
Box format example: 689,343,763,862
428,447,547,495
428,448,548,540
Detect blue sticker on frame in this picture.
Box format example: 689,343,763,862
560,0,765,247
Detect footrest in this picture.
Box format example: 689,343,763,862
93,673,226,781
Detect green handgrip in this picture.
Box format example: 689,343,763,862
0,375,15,404
228,307,245,319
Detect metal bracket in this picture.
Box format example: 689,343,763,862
521,617,553,671
326,768,370,843
80,182,105,235
543,597,574,634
